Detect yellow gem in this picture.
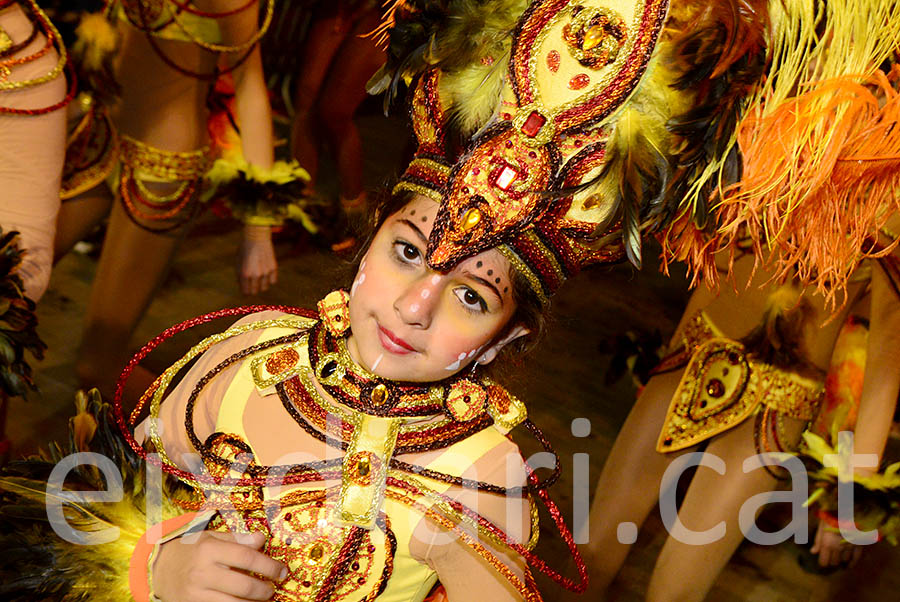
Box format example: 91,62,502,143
462,208,482,231
309,544,325,562
371,384,388,406
0,29,11,53
582,24,606,51
357,456,371,477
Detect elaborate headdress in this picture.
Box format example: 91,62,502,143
373,0,900,305
371,0,766,301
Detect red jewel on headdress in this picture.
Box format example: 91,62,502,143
491,162,521,191
521,111,547,137
569,74,590,90
546,50,561,73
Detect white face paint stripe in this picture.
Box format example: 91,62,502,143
445,359,462,371
371,353,384,371
350,272,367,297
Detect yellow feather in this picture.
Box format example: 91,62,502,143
72,13,119,72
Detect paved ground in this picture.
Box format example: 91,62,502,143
9,108,900,601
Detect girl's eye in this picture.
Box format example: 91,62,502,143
393,240,422,264
454,287,487,313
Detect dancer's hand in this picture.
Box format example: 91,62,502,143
239,225,278,295
811,520,863,568
153,531,287,601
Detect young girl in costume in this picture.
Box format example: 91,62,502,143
574,0,900,598
6,0,873,599
53,0,301,395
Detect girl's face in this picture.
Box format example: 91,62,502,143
346,195,522,382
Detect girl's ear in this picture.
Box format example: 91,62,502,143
477,325,531,365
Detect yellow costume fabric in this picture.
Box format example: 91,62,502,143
114,0,223,45
656,311,824,453
146,309,533,601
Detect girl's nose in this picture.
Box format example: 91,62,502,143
394,273,442,328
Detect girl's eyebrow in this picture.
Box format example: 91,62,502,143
398,219,428,244
462,270,504,304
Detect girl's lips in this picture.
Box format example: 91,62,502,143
377,325,417,354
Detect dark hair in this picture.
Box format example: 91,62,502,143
357,189,550,378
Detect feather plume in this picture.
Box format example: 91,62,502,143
573,52,692,268
0,230,45,400
0,390,197,601
368,0,527,112
715,66,900,310
71,11,120,105
663,0,769,225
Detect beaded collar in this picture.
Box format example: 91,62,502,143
301,289,507,424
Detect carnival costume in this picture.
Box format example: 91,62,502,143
3,0,900,600
0,0,731,598
61,0,312,233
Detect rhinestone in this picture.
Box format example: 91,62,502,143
495,165,519,190
309,544,325,561
462,208,482,231
371,383,388,406
546,50,560,72
569,74,590,90
357,456,371,477
521,111,547,137
706,379,725,398
320,360,337,379
582,24,606,51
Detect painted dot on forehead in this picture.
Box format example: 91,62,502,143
410,209,416,216
421,216,427,222
487,269,493,276
476,261,483,268
495,277,501,284
504,286,509,293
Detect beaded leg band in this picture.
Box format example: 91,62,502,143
118,134,211,233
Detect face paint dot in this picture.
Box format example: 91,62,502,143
420,289,431,299
495,278,501,284
410,209,416,216
487,269,493,276
431,275,441,285
458,352,466,360
476,261,483,268
467,349,477,358
410,303,420,313
421,216,427,222
504,286,509,293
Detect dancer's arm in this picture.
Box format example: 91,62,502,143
217,0,278,295
0,2,66,301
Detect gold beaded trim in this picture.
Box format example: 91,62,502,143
147,315,317,490
0,0,66,91
119,135,211,182
170,0,275,54
656,312,823,452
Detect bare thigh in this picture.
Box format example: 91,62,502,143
646,415,807,602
